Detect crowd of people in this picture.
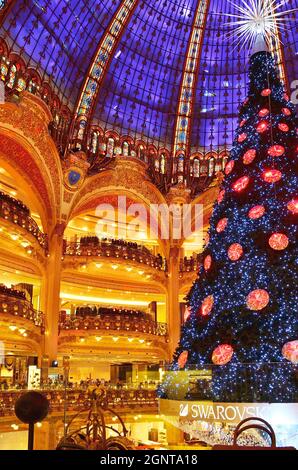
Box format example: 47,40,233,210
180,255,200,272
61,306,153,322
0,284,26,301
0,190,30,215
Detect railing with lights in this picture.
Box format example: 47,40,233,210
59,312,168,338
0,388,158,417
63,240,167,272
0,294,45,331
0,193,48,251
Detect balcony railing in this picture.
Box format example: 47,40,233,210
0,194,48,251
63,240,167,271
59,313,168,337
179,256,200,273
0,388,158,417
0,295,45,331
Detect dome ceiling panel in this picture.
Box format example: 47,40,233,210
1,0,298,152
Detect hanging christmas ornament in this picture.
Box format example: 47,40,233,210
205,233,210,246
267,145,285,157
262,169,282,183
212,344,234,365
240,119,246,127
184,306,191,322
261,89,271,96
278,123,289,132
232,176,250,192
243,149,256,164
225,160,235,175
228,243,243,261
256,120,269,133
287,199,298,214
248,205,265,219
282,340,298,364
247,289,270,311
178,350,188,369
217,189,225,204
216,218,228,233
282,108,291,116
204,255,212,271
269,232,289,250
259,108,269,117
238,133,247,143
200,295,214,316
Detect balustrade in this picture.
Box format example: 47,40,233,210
0,294,44,330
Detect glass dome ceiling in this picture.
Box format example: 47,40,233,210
1,0,298,154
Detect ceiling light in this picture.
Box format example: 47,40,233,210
126,267,133,272
139,339,145,344
18,328,26,335
112,337,119,342
111,264,118,270
95,263,102,268
95,336,102,342
10,234,19,241
128,338,134,343
9,325,17,331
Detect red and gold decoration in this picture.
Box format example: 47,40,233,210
243,149,256,164
225,160,235,175
232,176,250,192
267,145,285,157
287,199,298,214
216,217,228,233
246,289,270,311
256,120,269,133
248,205,265,219
268,233,289,251
178,350,189,369
261,88,271,96
212,344,234,365
204,254,212,271
238,133,247,143
282,340,298,364
228,243,243,261
200,295,214,316
262,169,282,183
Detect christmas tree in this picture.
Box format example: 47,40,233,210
163,43,298,402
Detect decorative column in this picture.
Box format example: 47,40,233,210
41,223,65,362
167,245,181,358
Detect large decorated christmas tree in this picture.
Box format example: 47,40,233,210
168,42,298,402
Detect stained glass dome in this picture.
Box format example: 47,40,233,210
1,0,297,155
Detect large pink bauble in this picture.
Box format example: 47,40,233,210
278,123,289,132
200,295,214,316
238,133,247,143
178,350,188,369
184,306,191,322
247,289,270,311
225,160,235,175
282,340,298,364
243,149,256,165
256,120,269,133
232,176,250,192
287,199,298,214
282,107,291,116
269,233,289,251
212,344,234,365
217,189,225,204
262,169,282,183
216,217,228,233
204,254,212,271
267,145,285,157
228,243,243,261
258,108,269,117
261,88,271,96
248,205,265,219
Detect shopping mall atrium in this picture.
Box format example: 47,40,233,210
0,0,297,451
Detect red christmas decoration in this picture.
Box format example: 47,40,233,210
278,123,289,132
217,189,225,204
232,176,250,192
247,289,270,311
178,350,188,369
262,169,282,183
261,88,271,96
287,199,298,214
282,108,291,116
204,255,212,271
258,108,269,117
282,340,298,364
283,93,289,101
184,306,191,322
200,295,214,316
216,218,228,233
248,205,265,219
256,120,269,133
240,119,246,127
243,149,256,164
267,145,285,157
212,344,234,365
225,160,235,175
269,232,289,251
228,243,243,261
238,133,247,143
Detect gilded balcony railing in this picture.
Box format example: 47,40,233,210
0,388,158,417
63,240,167,272
59,313,168,338
0,294,45,331
0,192,48,251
